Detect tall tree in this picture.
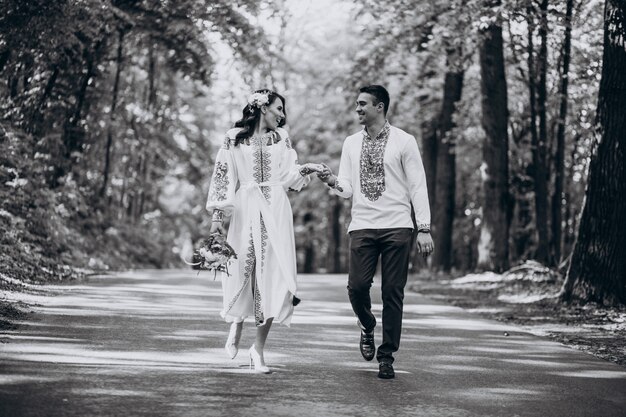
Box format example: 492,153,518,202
100,29,126,198
550,0,575,265
477,0,510,272
560,0,626,305
432,45,464,271
528,0,551,264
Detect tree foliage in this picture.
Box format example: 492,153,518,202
0,0,615,305
0,0,274,280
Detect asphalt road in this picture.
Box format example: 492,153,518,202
1,270,625,417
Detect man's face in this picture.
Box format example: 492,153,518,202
355,93,381,126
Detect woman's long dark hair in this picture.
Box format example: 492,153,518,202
233,89,287,146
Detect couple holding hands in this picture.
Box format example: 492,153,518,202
206,85,434,379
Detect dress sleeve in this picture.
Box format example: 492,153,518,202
329,138,353,198
402,135,431,230
206,136,238,215
278,129,311,192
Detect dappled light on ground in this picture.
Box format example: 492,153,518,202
1,272,625,416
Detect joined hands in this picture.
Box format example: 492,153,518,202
315,163,335,186
300,163,335,187
299,163,326,176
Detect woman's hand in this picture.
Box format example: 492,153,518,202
299,163,325,176
210,221,226,235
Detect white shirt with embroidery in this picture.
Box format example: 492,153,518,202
331,122,431,233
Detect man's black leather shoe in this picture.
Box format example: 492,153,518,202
378,362,395,379
359,330,375,361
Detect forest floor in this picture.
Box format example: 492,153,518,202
410,261,626,368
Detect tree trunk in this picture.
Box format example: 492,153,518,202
147,43,157,110
55,43,101,184
560,0,626,305
530,0,550,264
417,117,437,272
329,195,343,273
563,132,582,257
101,30,125,198
477,2,510,272
302,212,315,273
137,145,154,221
527,2,550,265
29,66,59,135
550,0,574,266
0,50,9,73
421,119,438,207
432,49,464,271
535,0,550,264
67,51,95,145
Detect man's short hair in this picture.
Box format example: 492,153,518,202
359,85,390,115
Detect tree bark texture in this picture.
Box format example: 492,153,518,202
550,0,574,265
421,120,438,207
328,195,343,273
432,51,464,271
478,9,510,272
561,0,626,305
532,0,551,265
302,212,315,273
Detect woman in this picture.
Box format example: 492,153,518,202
206,89,321,373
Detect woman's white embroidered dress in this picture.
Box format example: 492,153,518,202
206,127,309,327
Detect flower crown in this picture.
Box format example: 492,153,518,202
247,91,270,108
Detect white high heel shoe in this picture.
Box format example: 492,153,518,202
248,345,270,374
225,323,239,359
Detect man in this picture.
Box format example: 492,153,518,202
318,85,434,379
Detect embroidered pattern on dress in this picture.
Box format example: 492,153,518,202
255,215,267,325
221,135,232,150
284,135,293,150
224,225,266,326
359,123,390,201
209,161,229,202
252,137,272,201
254,278,264,326
260,215,268,269
224,234,255,316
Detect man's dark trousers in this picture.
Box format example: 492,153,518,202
348,228,413,364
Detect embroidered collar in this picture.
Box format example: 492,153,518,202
246,130,280,146
363,120,391,141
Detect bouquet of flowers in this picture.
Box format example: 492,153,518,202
185,233,237,278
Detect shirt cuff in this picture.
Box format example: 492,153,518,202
325,177,344,192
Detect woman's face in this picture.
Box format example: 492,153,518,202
262,97,285,131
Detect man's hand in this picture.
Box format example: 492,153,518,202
316,163,335,185
416,232,434,258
